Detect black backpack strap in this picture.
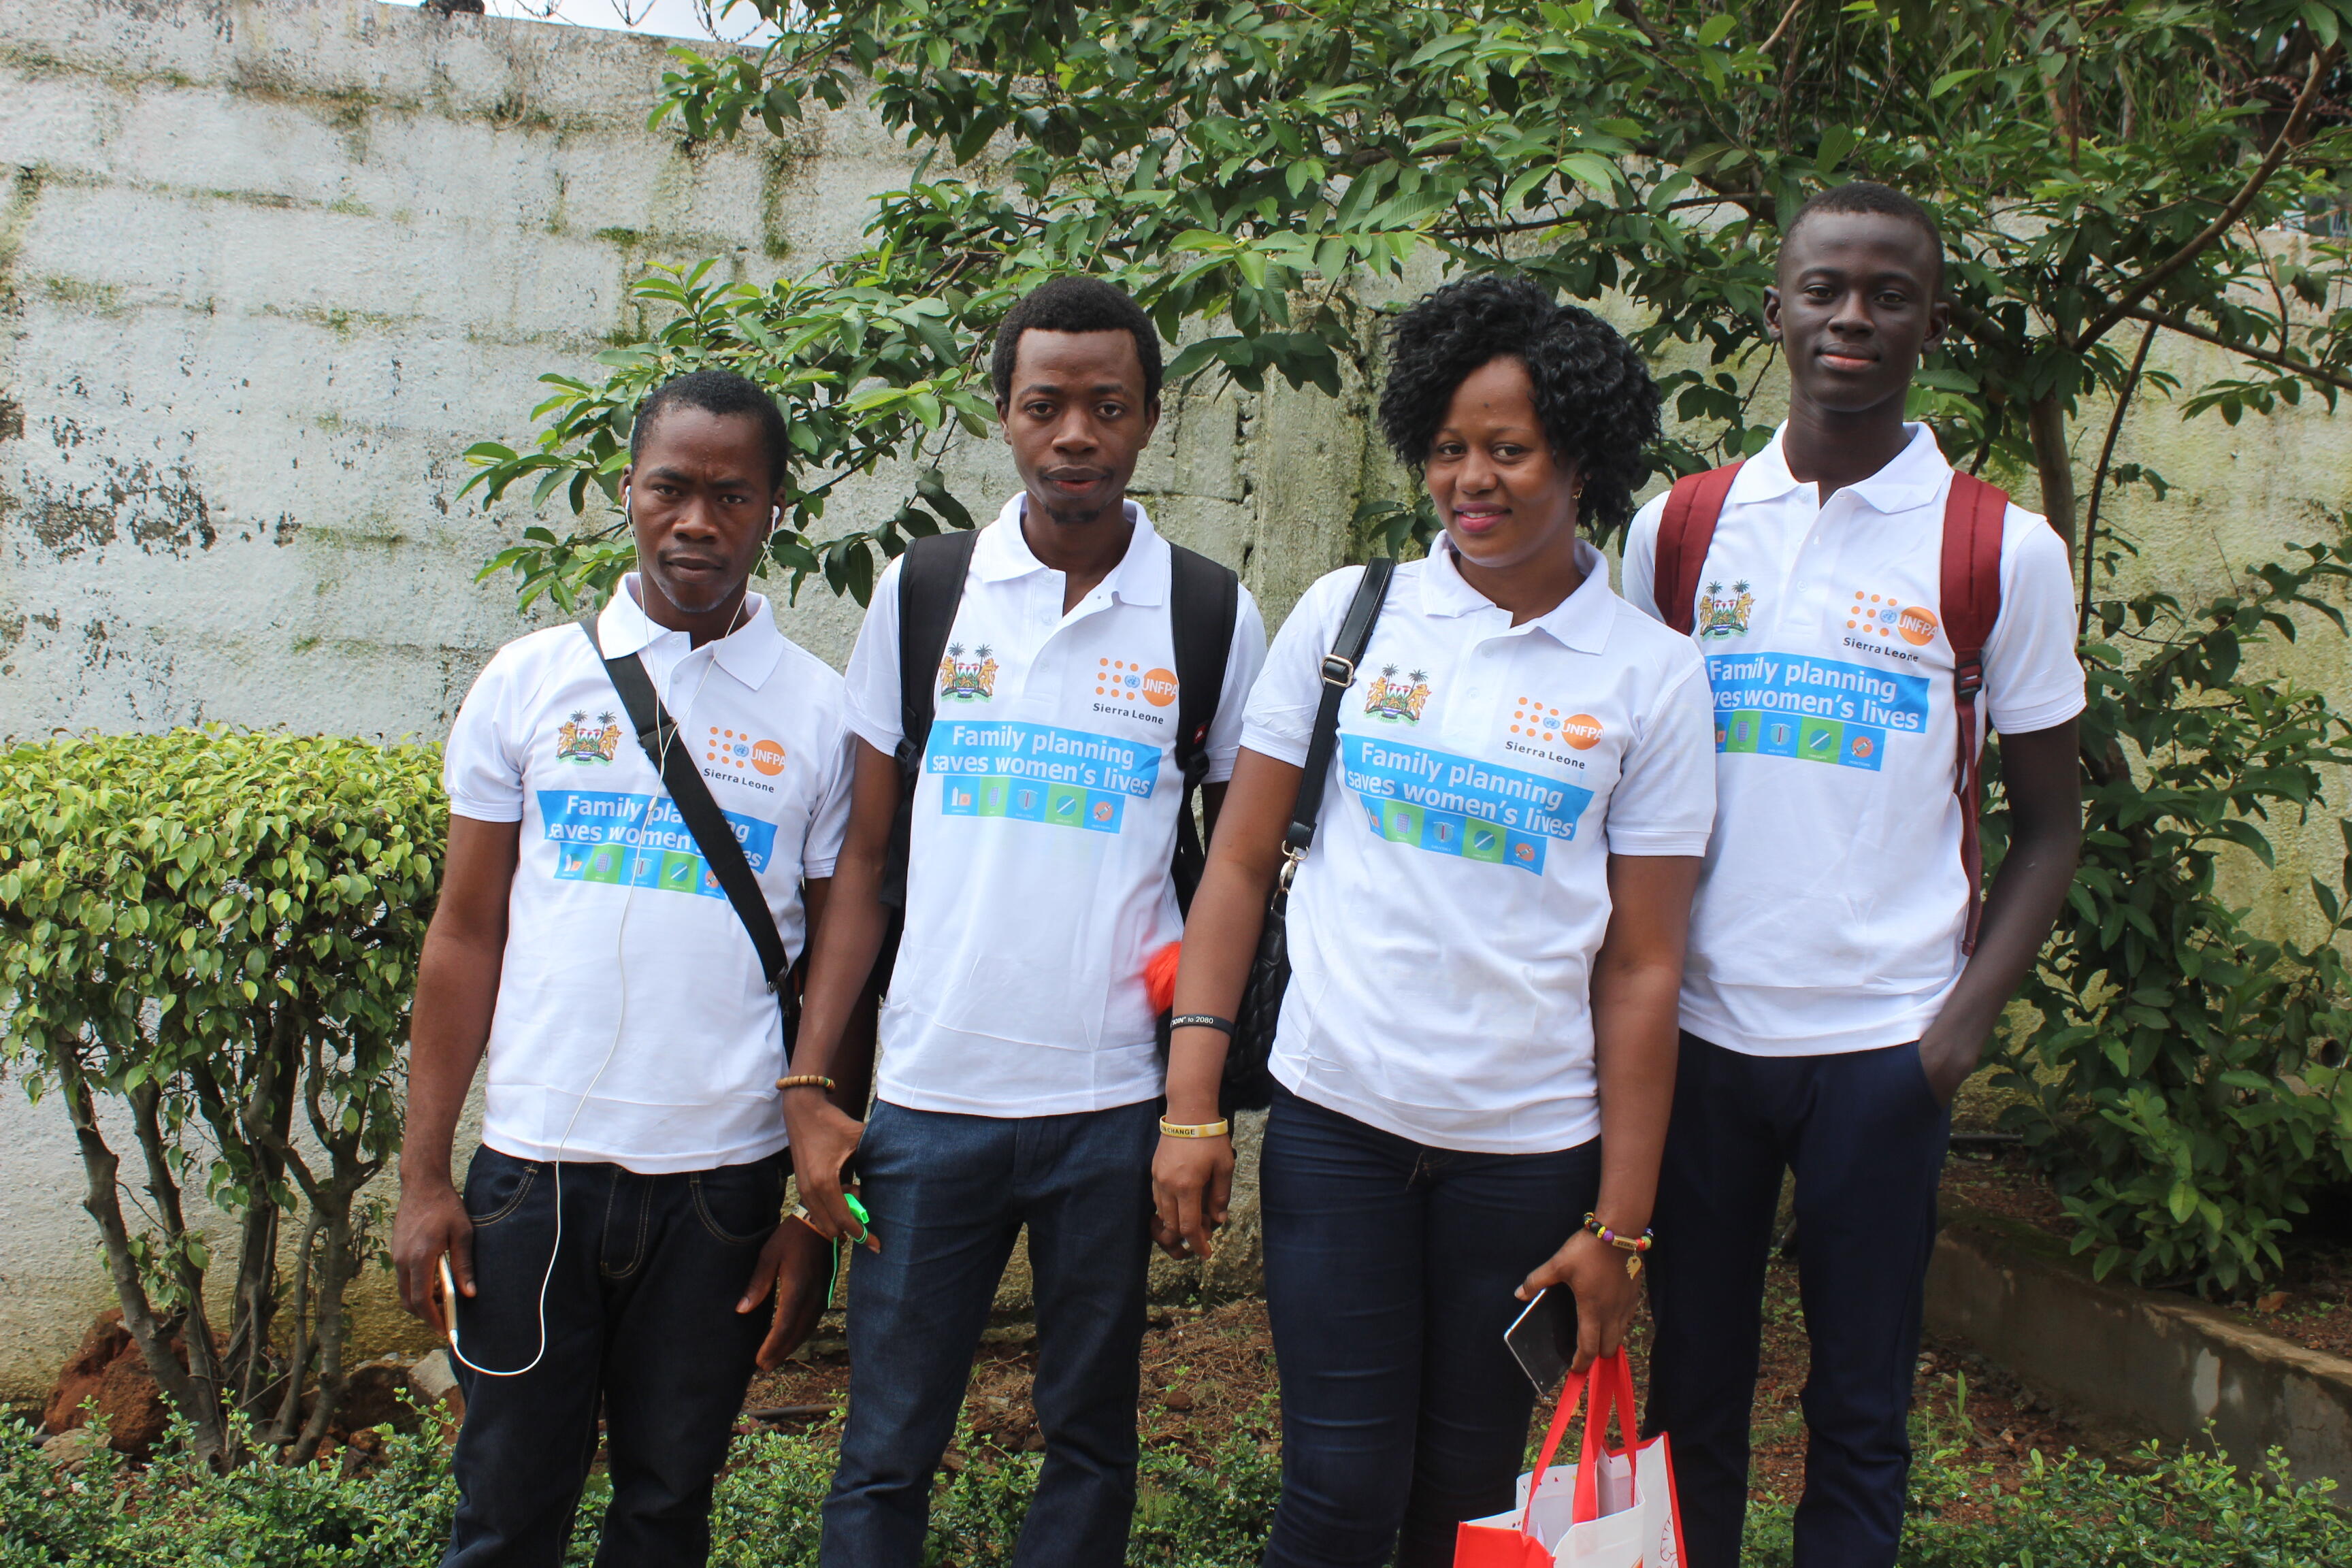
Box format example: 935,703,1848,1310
1283,561,1395,870
1166,544,1240,914
883,527,983,912
578,611,799,1046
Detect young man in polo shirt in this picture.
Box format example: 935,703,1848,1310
782,275,1267,1566
1624,183,2087,1568
393,369,859,1567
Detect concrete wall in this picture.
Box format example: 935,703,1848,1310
0,0,1378,1401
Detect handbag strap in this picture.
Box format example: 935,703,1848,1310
1518,1362,1592,1537
1281,559,1395,872
1571,1350,1640,1526
578,611,799,1043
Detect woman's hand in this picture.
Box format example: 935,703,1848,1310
1150,1133,1234,1262
738,1213,836,1369
1517,1228,1640,1373
783,1089,874,1252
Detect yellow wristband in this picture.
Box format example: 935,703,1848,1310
1159,1117,1231,1139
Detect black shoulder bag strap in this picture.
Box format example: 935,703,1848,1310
1284,559,1396,869
578,612,799,1048
883,528,983,913
1166,543,1240,914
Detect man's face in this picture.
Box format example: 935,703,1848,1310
620,406,780,620
998,329,1159,529
1765,212,1950,416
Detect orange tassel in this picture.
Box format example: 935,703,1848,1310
1144,940,1183,1015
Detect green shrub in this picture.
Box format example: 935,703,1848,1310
0,730,443,1462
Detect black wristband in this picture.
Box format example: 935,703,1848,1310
1168,1013,1235,1036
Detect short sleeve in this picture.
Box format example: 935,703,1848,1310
1621,493,1667,625
1203,586,1269,784
442,645,530,823
1604,644,1716,857
1982,510,2087,736
843,556,906,757
801,717,854,879
1240,568,1357,768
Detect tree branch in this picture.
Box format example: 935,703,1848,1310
2121,305,2352,396
2074,44,2342,348
2080,316,2160,636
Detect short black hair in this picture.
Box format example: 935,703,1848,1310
630,368,790,492
1782,181,1945,287
1377,274,1661,536
991,276,1164,409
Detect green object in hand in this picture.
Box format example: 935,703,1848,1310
844,1192,871,1233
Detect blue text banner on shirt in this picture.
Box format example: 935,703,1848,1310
926,719,1161,836
1340,734,1593,875
1704,651,1931,774
536,789,779,899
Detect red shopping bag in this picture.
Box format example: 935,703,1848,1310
1454,1351,1688,1568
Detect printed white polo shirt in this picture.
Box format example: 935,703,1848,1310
443,578,854,1173
845,497,1268,1117
1623,423,2086,1057
1243,538,1716,1154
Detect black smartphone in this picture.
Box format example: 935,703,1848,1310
1504,1287,1581,1396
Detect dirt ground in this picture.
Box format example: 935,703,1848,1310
739,1254,2084,1514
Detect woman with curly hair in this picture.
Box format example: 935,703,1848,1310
1154,274,1715,1567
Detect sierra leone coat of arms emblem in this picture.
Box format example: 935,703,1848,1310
556,710,623,764
1696,580,1755,639
1362,666,1432,723
938,642,1000,702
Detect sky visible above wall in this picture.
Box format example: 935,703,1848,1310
376,0,784,46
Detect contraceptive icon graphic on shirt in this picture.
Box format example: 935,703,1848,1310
936,642,1000,702
1362,665,1433,723
1696,578,1755,639
555,710,623,765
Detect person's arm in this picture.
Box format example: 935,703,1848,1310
1515,853,1701,1370
780,739,900,1247
1153,747,1302,1261
1918,719,2082,1101
392,815,520,1328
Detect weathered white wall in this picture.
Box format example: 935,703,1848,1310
0,0,1373,1401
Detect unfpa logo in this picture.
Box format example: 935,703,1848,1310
1097,657,1178,708
706,727,786,777
1850,591,1938,647
1511,699,1603,751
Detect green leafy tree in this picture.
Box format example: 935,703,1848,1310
0,732,442,1462
464,0,2352,1290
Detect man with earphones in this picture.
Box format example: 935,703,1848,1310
393,368,862,1567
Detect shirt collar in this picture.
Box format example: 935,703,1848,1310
595,574,787,688
1732,421,1951,514
971,493,1169,606
1415,536,1615,655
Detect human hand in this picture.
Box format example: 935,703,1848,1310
783,1090,874,1252
1150,1134,1234,1262
738,1213,836,1370
393,1179,474,1333
1916,1030,1984,1108
1517,1229,1640,1373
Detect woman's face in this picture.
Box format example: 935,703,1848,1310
1424,355,1582,576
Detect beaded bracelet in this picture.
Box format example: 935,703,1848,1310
1584,1213,1655,1253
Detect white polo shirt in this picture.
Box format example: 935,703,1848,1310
1243,538,1716,1154
845,497,1268,1117
442,578,854,1173
1624,423,2085,1057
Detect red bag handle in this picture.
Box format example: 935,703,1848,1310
1518,1352,1644,1537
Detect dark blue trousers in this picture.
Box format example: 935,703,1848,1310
1259,1084,1603,1568
821,1098,1158,1568
443,1145,786,1567
1644,1033,1951,1568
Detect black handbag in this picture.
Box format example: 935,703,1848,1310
579,613,800,1050
1222,559,1395,1111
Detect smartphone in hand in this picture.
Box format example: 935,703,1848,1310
1505,1286,1581,1396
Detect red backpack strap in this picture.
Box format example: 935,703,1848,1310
1654,462,1744,634
1940,472,2008,956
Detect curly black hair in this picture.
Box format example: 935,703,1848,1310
1376,275,1661,535
992,275,1164,408
631,368,791,493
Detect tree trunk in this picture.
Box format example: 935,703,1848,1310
2027,393,2078,557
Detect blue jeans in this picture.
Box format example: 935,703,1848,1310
442,1144,786,1567
1259,1084,1603,1568
1643,1033,1953,1568
821,1098,1158,1567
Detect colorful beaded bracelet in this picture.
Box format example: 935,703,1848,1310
1584,1213,1654,1253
